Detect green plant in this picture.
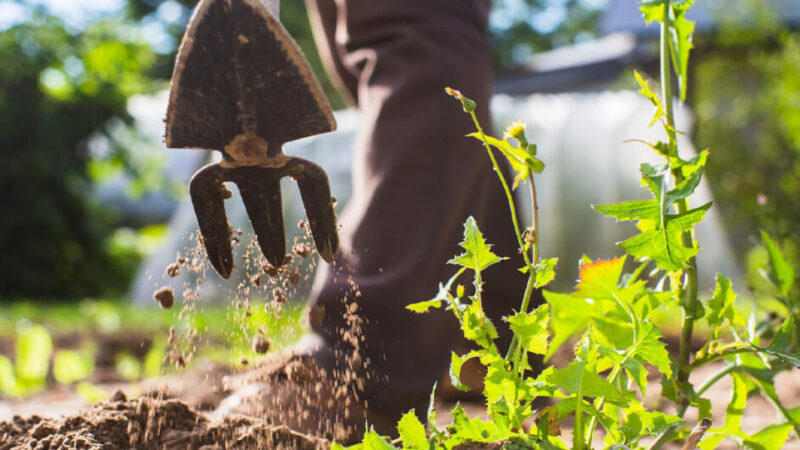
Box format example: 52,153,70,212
696,21,800,255
340,1,800,448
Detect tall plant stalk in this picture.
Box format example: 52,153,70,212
658,0,699,400
460,105,541,370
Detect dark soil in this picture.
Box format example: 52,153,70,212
0,393,327,450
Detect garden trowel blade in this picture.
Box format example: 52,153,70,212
165,0,336,152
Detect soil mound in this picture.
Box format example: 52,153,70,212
0,394,327,450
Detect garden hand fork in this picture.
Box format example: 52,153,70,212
165,0,339,279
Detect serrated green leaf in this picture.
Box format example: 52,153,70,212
638,410,683,436
594,315,635,350
468,132,544,188
674,150,709,183
450,351,481,392
483,355,520,405
618,410,644,444
575,256,627,299
546,358,623,402
640,162,669,199
461,299,498,349
761,230,795,296
447,404,501,446
707,274,737,328
533,257,558,288
594,199,660,221
667,160,705,207
788,405,800,423
670,7,695,101
398,410,428,449
634,71,664,126
626,139,670,157
619,203,711,271
639,1,665,24
723,373,748,434
543,291,591,359
760,316,800,368
407,299,443,313
623,359,648,396
634,322,673,378
427,382,438,433
744,423,793,450
507,305,550,355
698,434,726,450
359,429,398,449
449,217,507,272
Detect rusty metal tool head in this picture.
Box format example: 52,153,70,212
165,0,339,279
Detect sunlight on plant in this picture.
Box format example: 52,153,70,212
341,1,800,448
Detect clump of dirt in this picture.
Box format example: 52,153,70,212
152,287,174,309
0,394,328,449
252,336,270,354
165,263,181,277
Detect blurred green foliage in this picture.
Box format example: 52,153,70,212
0,8,161,299
0,299,305,399
694,29,800,253
492,0,603,69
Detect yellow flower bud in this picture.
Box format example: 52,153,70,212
504,121,527,142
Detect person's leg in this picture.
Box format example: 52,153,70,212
306,0,527,430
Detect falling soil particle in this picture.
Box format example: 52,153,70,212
285,271,301,286
252,336,271,354
0,396,327,449
250,274,262,287
263,263,281,277
166,263,181,277
272,288,287,304
153,287,174,309
292,242,311,258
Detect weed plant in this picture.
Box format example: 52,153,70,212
340,1,800,448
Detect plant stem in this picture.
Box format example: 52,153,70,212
469,112,540,373
529,174,540,267
585,348,633,447
696,363,736,396
505,175,541,365
574,401,585,450
659,0,699,408
467,111,531,269
649,364,741,449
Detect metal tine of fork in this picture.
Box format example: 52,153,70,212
282,157,339,263
189,163,234,278
232,166,287,267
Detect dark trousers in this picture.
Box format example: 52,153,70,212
305,0,526,419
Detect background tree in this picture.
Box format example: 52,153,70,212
0,8,158,299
